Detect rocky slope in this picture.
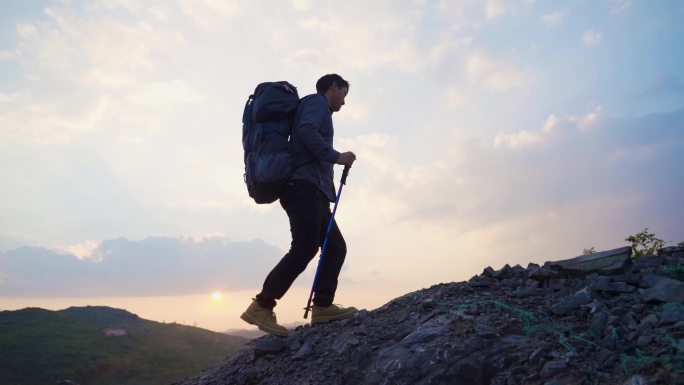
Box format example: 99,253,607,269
175,246,684,385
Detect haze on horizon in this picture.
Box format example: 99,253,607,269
1,0,683,331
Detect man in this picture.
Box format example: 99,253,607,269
241,74,358,337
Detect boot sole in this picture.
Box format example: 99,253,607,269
240,312,289,337
311,309,358,324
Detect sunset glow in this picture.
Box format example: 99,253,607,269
0,0,682,333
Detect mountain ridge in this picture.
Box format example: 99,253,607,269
175,246,684,385
0,305,248,385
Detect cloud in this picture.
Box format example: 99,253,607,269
177,0,241,27
0,94,115,144
94,0,144,14
291,0,312,11
466,51,525,92
576,105,602,130
60,240,102,261
607,0,630,14
16,23,39,39
639,73,684,99
494,106,603,149
583,30,603,46
126,79,203,107
287,4,426,73
445,88,467,109
346,107,684,283
0,50,16,61
485,0,507,20
541,10,565,27
0,236,282,297
408,107,684,232
493,113,558,149
1,1,196,145
494,129,545,149
0,237,26,252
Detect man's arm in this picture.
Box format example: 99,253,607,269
295,96,341,163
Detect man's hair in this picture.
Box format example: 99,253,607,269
316,74,350,94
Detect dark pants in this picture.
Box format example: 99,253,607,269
256,180,346,310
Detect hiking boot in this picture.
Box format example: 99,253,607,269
311,304,358,324
240,300,289,337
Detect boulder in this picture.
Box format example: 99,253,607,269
546,246,632,276
640,276,684,303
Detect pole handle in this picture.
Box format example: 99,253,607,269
340,165,351,185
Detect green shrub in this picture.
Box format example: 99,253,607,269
625,228,665,257
582,247,596,255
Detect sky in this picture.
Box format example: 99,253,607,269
1,0,683,332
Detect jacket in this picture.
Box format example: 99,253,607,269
290,93,340,202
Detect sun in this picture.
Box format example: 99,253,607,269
211,292,223,302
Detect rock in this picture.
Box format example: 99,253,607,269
421,297,436,309
540,360,568,378
659,246,684,256
546,246,632,276
606,282,638,294
587,274,612,291
639,274,663,288
633,256,665,268
548,278,568,291
293,333,319,360
622,375,647,385
286,338,301,351
612,273,641,284
671,320,684,331
529,346,548,364
636,335,653,347
529,265,562,280
401,319,448,345
468,276,494,287
494,264,516,279
254,336,286,358
551,286,593,315
660,304,684,325
589,311,607,337
394,323,413,341
474,321,498,338
543,377,576,385
640,313,659,327
640,276,684,303
513,286,543,298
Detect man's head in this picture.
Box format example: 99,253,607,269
316,74,349,112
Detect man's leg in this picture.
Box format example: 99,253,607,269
256,181,322,309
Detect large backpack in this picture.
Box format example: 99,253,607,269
242,81,300,204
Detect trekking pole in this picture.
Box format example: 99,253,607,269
303,165,351,319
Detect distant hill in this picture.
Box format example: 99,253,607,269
0,306,248,385
225,322,307,339
224,328,266,339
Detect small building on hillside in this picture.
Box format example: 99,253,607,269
103,328,127,337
